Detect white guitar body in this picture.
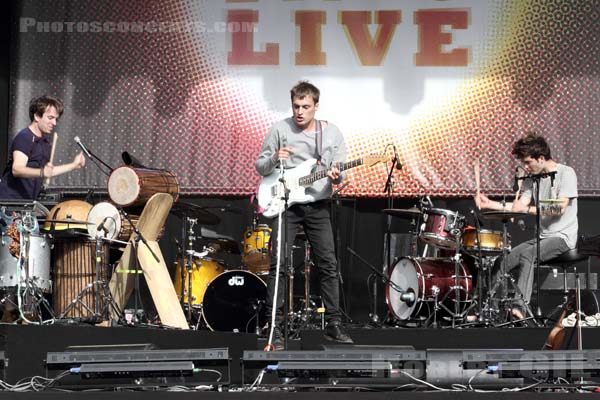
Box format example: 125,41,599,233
257,159,320,218
257,154,387,219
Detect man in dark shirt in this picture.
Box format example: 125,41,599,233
0,95,85,200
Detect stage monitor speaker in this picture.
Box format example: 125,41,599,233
242,349,425,387
427,349,600,389
46,347,229,389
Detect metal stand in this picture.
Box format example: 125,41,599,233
489,217,537,326
117,207,160,325
57,233,122,323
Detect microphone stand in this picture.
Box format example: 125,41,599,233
347,247,415,304
331,182,353,324
517,171,556,321
117,206,160,325
378,156,399,325
80,143,114,174
280,168,291,350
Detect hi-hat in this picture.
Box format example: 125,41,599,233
383,208,423,218
482,211,533,222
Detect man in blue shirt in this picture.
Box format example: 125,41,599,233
0,95,85,200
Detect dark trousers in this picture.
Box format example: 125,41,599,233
264,201,342,325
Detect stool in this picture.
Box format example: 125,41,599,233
545,248,589,351
544,248,589,307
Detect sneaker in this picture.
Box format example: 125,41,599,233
324,322,354,344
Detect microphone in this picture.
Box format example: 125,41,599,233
122,151,146,168
400,291,415,304
393,145,402,170
74,136,92,159
513,167,519,192
84,187,95,203
97,217,109,234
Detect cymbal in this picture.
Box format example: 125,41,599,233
207,238,241,254
482,211,532,221
170,202,220,225
383,208,422,218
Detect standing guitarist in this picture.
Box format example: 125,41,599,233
255,81,353,349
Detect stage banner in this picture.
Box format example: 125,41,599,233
8,0,599,197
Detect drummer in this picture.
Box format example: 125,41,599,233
0,95,85,200
474,132,578,319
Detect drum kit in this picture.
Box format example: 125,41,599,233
168,205,270,333
383,203,530,327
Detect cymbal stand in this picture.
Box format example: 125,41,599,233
466,208,487,324
433,228,471,328
490,217,537,326
184,217,198,322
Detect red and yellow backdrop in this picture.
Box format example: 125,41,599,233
8,0,599,197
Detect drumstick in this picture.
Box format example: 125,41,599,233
514,167,523,201
44,131,58,186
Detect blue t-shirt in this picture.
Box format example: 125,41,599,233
0,127,51,200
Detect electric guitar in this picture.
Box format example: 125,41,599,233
257,155,387,218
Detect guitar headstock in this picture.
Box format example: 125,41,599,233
363,154,389,167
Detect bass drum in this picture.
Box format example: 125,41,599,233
173,257,225,307
201,270,266,332
386,257,472,321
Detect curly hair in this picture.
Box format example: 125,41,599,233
511,132,552,160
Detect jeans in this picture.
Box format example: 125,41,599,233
264,201,341,325
494,236,571,305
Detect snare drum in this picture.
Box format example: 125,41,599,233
173,257,225,306
201,270,266,332
242,225,271,275
52,240,110,318
462,228,507,254
386,257,472,320
419,208,465,249
0,233,51,292
108,166,179,207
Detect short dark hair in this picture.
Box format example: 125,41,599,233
290,81,320,104
29,95,64,122
511,132,552,160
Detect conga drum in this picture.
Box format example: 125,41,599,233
52,239,110,319
107,166,179,207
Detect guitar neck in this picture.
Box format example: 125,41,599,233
299,158,363,186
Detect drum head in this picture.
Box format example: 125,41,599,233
107,166,140,207
202,270,267,332
87,202,122,240
387,257,420,320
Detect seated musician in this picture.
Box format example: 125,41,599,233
474,133,578,319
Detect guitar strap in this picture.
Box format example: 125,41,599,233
315,119,323,165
